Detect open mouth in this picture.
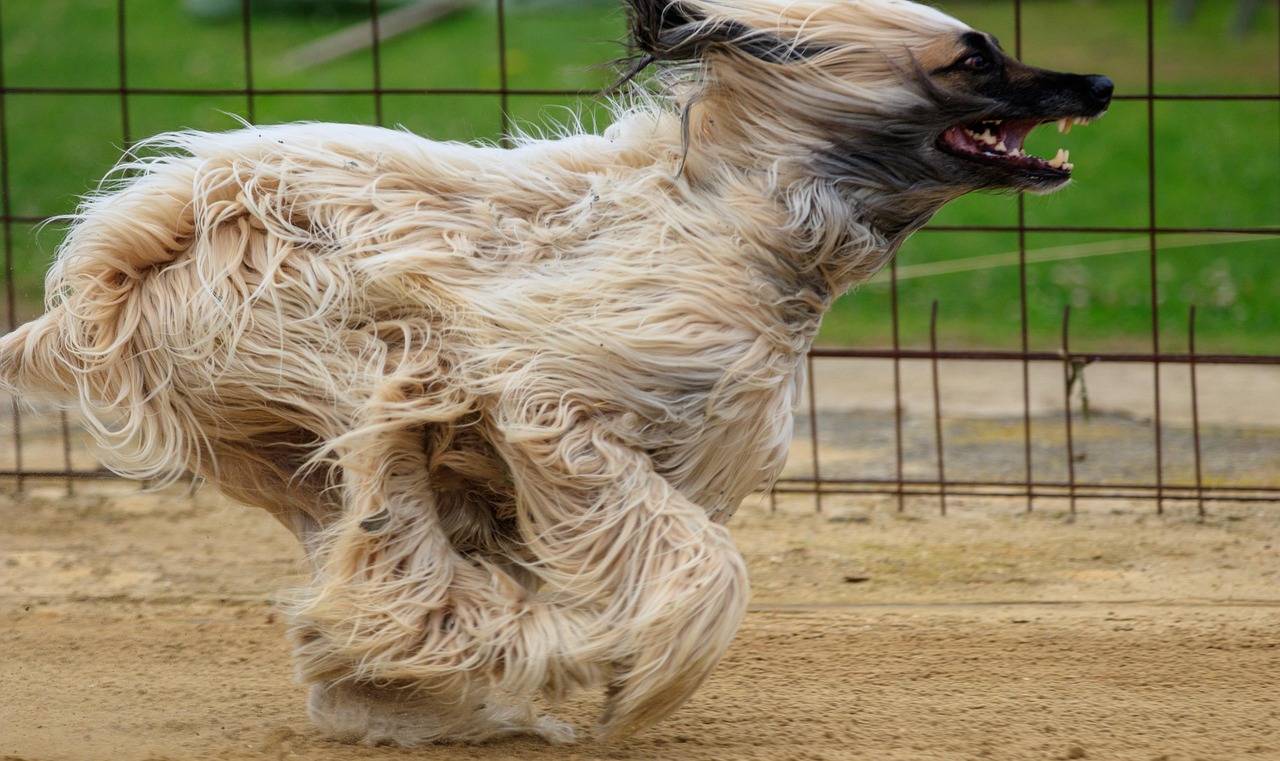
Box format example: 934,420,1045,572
937,116,1097,179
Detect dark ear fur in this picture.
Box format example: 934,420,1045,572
625,0,709,61
622,0,826,70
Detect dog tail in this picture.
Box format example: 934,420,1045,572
0,317,63,397
1,123,428,487
0,144,217,482
0,138,205,395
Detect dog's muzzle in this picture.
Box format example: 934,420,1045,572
937,74,1114,189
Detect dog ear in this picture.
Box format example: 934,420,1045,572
623,0,824,67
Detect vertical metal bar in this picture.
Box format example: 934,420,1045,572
1188,307,1205,519
890,256,905,512
1017,224,1035,511
116,0,131,146
61,410,73,495
6,401,18,491
1061,306,1078,515
806,352,822,513
368,0,384,126
1013,0,1023,60
0,0,23,492
1014,0,1034,512
241,0,256,123
929,301,946,516
496,0,511,144
0,0,9,339
107,0,131,496
1145,0,1165,515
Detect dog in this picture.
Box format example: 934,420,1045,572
0,0,1111,745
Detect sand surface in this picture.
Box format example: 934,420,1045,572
2,482,1278,761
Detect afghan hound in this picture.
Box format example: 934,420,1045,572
0,0,1111,745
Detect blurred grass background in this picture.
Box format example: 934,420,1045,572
1,0,1276,354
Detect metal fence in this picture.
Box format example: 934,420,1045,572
1,0,1278,515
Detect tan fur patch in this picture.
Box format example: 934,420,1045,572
917,31,970,73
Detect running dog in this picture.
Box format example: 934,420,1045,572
0,0,1111,745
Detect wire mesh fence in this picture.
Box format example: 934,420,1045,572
1,0,1277,515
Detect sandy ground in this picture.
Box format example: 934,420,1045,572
2,362,1278,760
2,480,1279,761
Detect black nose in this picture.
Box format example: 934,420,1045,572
1086,75,1114,107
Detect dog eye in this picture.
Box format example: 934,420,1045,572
962,55,992,71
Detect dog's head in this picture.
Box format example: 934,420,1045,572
624,0,1113,198
923,26,1113,193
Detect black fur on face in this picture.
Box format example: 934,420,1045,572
930,32,1113,122
796,39,1113,206
811,32,1113,201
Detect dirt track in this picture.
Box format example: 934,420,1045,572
2,482,1279,761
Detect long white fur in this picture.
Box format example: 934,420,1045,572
0,0,979,745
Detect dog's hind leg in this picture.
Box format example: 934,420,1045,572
285,378,586,745
493,395,751,739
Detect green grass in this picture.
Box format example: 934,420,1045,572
1,0,1277,353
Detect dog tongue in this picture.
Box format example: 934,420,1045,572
999,120,1038,150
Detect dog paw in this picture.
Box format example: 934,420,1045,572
525,713,577,745
591,540,751,740
309,680,576,746
594,668,704,741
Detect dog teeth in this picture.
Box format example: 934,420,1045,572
966,127,1001,146
1058,116,1094,134
1048,148,1071,169
995,140,1008,153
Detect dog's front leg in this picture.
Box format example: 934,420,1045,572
496,397,751,739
